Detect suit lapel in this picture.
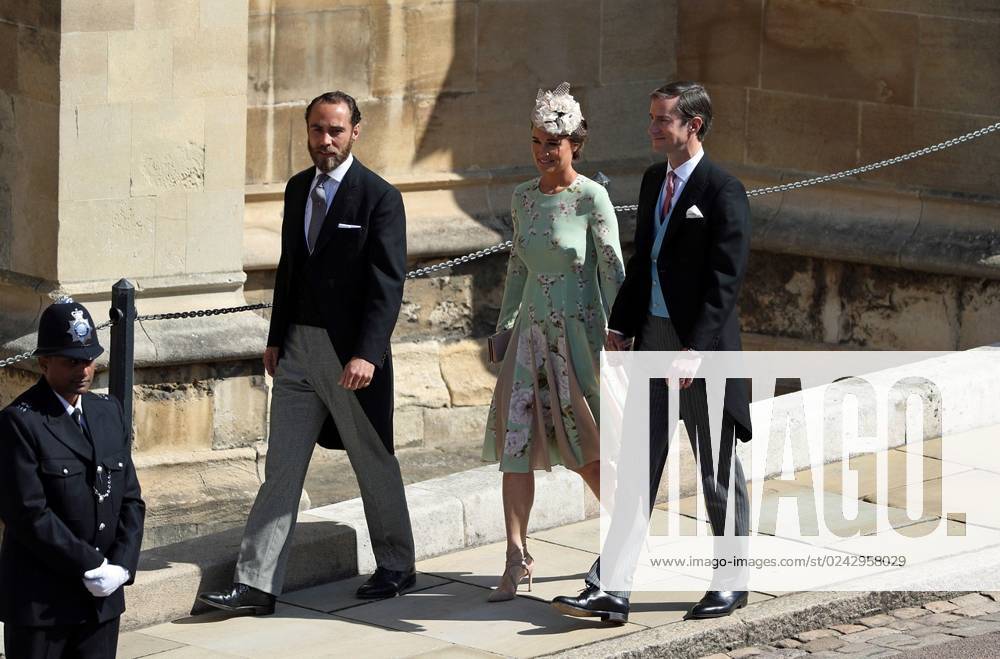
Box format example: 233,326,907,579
311,159,361,257
288,172,312,266
34,382,94,461
637,162,668,253
661,155,710,248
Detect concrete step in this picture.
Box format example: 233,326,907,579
122,464,592,631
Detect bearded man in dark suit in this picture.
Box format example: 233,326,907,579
199,91,415,616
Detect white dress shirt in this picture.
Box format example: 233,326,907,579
656,147,704,228
303,153,354,245
54,390,87,431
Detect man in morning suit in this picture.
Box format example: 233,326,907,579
198,91,415,616
0,299,145,658
552,81,752,623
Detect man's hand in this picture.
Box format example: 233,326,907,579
82,559,130,598
668,348,702,390
604,331,633,352
339,357,375,390
263,346,280,377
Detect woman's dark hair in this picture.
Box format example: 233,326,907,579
567,118,588,160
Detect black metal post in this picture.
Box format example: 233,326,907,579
109,279,135,440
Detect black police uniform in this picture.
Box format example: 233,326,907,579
0,301,144,659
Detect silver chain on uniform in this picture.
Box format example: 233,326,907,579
2,121,998,369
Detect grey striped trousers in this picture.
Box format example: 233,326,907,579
587,314,749,598
235,325,415,595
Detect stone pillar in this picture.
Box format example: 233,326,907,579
0,1,270,548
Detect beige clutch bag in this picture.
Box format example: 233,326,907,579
488,328,513,364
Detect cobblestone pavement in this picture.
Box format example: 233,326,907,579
703,592,1000,658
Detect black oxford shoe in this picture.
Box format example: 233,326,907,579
356,566,417,599
551,585,629,624
684,590,748,619
197,583,276,616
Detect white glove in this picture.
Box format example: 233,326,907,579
82,559,130,597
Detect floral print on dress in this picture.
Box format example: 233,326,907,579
484,175,626,472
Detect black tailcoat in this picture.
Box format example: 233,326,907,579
267,159,407,452
0,379,145,626
609,155,752,439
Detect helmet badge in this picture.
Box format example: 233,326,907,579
67,308,93,345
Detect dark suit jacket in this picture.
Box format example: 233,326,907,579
0,379,145,626
609,154,752,440
267,159,406,452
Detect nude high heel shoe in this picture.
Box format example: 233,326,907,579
488,545,534,602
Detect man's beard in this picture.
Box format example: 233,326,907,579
311,138,354,172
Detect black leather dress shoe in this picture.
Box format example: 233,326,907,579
684,590,748,619
356,566,416,599
551,585,629,624
197,583,276,616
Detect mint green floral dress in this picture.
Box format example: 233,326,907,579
483,175,625,472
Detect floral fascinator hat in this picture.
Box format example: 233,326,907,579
531,82,583,135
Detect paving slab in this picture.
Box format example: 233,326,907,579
883,469,1000,532
924,600,959,613
786,450,970,500
333,580,640,658
827,643,899,656
938,617,1000,637
889,606,929,619
414,535,596,598
801,635,845,652
870,631,955,650
949,592,991,607
279,573,449,613
893,425,1000,475
141,603,452,658
755,479,936,544
413,531,758,629
129,647,243,658
409,647,507,658
117,631,184,659
528,508,709,555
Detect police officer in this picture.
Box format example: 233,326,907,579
0,299,145,659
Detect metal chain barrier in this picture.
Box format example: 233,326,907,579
0,350,35,369
406,240,513,279
135,304,273,323
744,121,1000,198
2,121,998,369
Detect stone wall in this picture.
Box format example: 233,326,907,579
677,0,1000,200
245,0,677,185
0,3,60,315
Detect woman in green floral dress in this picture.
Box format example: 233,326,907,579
483,83,625,601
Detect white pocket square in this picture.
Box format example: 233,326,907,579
336,223,362,229
685,205,704,219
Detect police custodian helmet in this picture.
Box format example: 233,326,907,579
34,297,105,361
